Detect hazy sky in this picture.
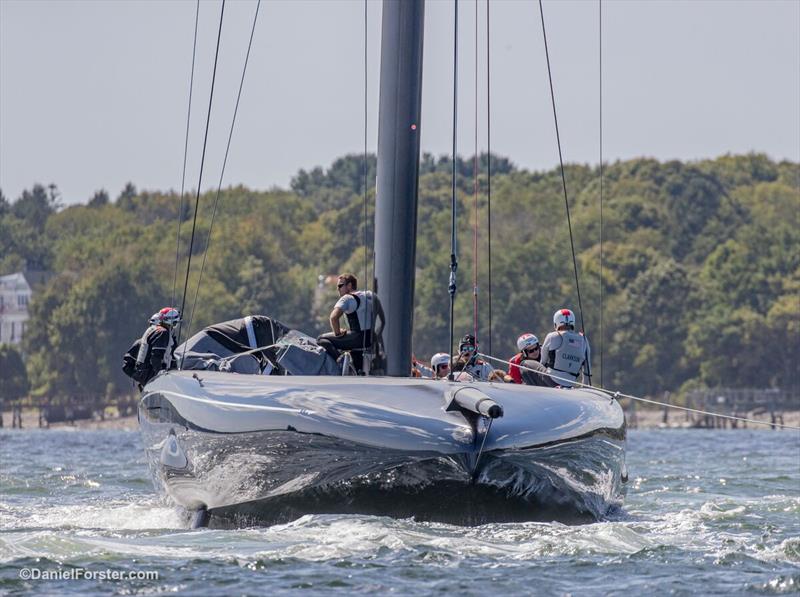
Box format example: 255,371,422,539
1,0,798,205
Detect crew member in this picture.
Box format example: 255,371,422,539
452,334,494,381
430,352,451,380
538,308,591,388
317,273,383,372
508,333,543,384
134,307,181,386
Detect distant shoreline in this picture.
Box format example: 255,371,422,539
2,407,797,432
625,406,799,430
0,408,140,431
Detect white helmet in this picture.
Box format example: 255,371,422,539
431,352,451,369
553,308,575,329
516,333,539,352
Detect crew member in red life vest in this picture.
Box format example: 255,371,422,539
317,273,384,372
134,307,181,386
537,308,592,388
507,333,542,384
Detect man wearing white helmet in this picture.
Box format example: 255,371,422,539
430,352,451,380
538,308,592,388
131,307,181,387
507,333,543,384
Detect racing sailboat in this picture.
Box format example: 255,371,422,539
138,0,627,528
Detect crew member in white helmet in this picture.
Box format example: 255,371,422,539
134,307,181,386
537,308,592,388
430,352,451,380
507,333,543,384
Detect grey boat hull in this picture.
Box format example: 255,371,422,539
138,371,627,526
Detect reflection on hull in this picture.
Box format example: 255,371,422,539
209,481,602,528
138,371,627,527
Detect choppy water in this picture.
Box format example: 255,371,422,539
0,428,798,595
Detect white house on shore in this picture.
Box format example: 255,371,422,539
0,271,50,346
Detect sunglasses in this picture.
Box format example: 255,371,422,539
436,364,450,370
337,283,346,288
461,345,476,353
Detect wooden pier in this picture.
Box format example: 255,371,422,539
625,388,796,429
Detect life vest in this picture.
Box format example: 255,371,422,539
343,291,374,333
464,360,493,381
545,330,586,377
122,326,172,386
508,353,524,384
136,325,175,370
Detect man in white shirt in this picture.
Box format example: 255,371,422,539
317,273,383,372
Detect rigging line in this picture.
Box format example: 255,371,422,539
448,0,459,379
473,0,479,345
599,0,604,387
362,0,369,360
537,0,587,338
172,0,200,308
184,0,261,361
368,0,375,367
607,394,800,431
177,0,226,359
477,353,800,431
486,0,492,356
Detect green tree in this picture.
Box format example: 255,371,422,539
661,162,728,261
697,153,779,189
88,189,109,207
0,214,52,272
116,182,138,210
764,289,800,391
12,184,60,232
10,153,799,399
686,306,768,389
291,154,377,211
25,263,165,398
606,259,696,396
0,344,29,403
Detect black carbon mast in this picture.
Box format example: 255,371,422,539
374,0,425,377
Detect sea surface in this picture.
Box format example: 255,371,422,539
0,428,798,596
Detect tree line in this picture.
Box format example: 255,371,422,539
0,152,797,404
